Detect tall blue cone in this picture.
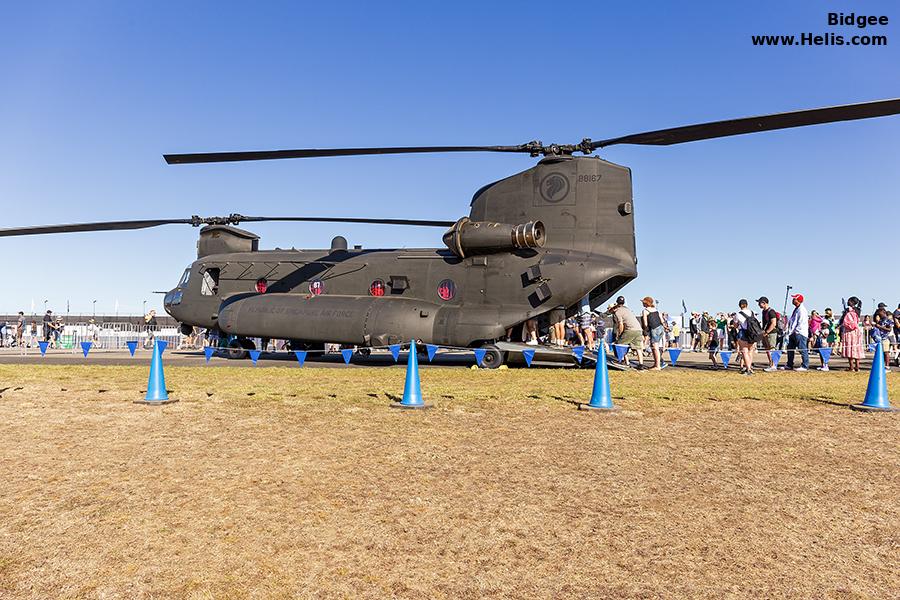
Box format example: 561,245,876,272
393,340,430,409
852,341,897,412
580,341,618,412
136,340,177,405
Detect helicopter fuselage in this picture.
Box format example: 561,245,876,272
164,155,639,347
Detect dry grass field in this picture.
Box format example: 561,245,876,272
0,364,898,599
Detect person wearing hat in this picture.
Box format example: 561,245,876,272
757,297,779,371
608,299,644,367
785,293,809,371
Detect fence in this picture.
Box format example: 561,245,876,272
3,322,201,352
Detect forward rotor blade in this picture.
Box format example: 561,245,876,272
165,145,529,164
0,219,193,238
593,98,900,148
238,216,456,227
0,215,456,238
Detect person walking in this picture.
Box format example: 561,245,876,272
840,297,864,372
15,311,25,350
785,293,809,371
733,299,760,375
707,317,720,368
144,310,158,349
757,297,779,372
640,296,666,370
689,312,699,350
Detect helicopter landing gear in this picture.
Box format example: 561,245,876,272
478,345,505,369
225,337,255,360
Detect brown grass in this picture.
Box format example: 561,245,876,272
0,365,898,599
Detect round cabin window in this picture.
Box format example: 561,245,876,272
437,279,456,301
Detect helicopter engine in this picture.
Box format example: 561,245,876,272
442,217,544,258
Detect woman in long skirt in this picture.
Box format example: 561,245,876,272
840,297,864,372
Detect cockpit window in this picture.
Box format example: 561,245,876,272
201,268,220,296
178,268,191,287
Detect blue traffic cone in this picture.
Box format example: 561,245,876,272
579,341,618,412
392,340,430,409
852,342,897,412
135,340,177,405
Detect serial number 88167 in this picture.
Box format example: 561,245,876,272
577,174,602,183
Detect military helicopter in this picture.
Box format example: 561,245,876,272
2,98,898,366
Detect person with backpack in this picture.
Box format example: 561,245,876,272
785,293,810,371
733,298,762,375
757,297,780,372
640,296,668,370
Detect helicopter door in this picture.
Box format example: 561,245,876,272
200,268,220,296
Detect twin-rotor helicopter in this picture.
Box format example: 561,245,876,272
3,98,898,366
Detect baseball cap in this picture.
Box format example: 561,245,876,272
791,293,804,303
756,296,769,304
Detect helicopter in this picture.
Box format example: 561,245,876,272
2,98,898,367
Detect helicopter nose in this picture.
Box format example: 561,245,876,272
163,288,184,319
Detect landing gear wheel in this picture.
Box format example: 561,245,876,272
479,346,505,369
225,339,247,360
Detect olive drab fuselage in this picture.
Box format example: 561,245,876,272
163,155,637,347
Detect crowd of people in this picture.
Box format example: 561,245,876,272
612,293,898,374
4,295,898,375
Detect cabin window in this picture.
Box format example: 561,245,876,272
437,279,456,301
178,268,191,287
201,268,220,296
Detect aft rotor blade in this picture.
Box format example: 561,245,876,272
165,145,529,164
593,98,900,148
0,219,193,238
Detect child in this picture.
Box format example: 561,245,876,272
815,319,830,371
707,320,720,368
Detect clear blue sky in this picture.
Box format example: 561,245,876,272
2,1,898,317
